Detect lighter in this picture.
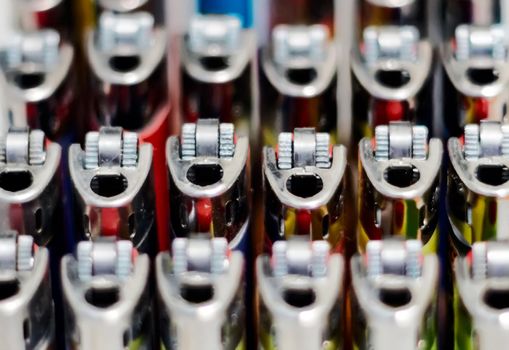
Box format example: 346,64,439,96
0,29,77,142
69,127,158,256
442,22,509,136
263,128,351,252
167,119,250,252
257,239,343,350
180,14,256,137
358,122,442,253
61,239,153,350
0,128,61,247
351,239,439,350
0,29,82,281
157,237,245,350
0,127,70,350
351,23,433,140
0,232,54,350
86,11,170,250
447,121,509,255
454,241,509,350
260,24,338,146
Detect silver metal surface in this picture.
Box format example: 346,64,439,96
62,239,152,350
358,122,442,249
445,0,506,32
262,24,337,97
0,29,74,134
351,239,439,350
352,25,432,101
69,127,156,253
455,241,509,350
441,13,509,135
180,119,235,160
374,122,428,161
364,26,419,64
167,119,250,248
77,240,133,281
183,14,255,84
88,11,165,86
87,11,167,130
180,14,256,140
257,239,343,350
0,128,61,246
448,121,509,244
0,232,54,350
157,237,245,350
277,128,331,170
264,128,349,247
188,15,241,56
84,128,138,169
442,24,509,99
0,29,71,100
455,25,507,62
265,128,345,209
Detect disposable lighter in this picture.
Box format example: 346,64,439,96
85,11,170,250
0,232,54,350
157,237,245,350
351,239,439,350
167,119,251,253
69,127,158,256
61,239,154,350
257,239,344,350
358,122,442,253
263,127,351,252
